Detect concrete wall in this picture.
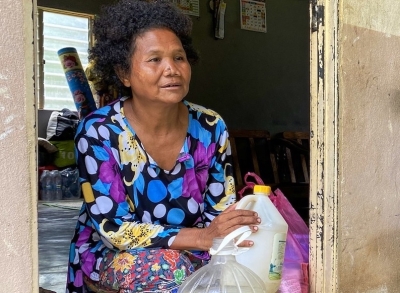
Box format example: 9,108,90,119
339,0,400,291
0,0,38,292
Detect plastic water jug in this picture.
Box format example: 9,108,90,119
178,227,267,293
235,185,288,293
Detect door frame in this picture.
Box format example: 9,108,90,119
309,0,339,292
19,0,341,291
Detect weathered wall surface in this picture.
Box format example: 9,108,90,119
339,0,400,292
0,0,37,292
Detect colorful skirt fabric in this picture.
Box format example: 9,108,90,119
84,248,206,293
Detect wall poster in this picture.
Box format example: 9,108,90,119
240,0,267,33
169,0,200,17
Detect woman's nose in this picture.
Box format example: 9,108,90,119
164,61,179,76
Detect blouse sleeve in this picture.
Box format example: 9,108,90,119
75,132,180,251
201,120,237,226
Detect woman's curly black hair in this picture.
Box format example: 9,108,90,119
88,0,199,94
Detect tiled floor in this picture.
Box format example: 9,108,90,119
38,200,82,293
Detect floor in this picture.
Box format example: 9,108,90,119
38,200,83,293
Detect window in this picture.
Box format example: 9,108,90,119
36,8,94,110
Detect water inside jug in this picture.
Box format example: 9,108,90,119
178,227,267,293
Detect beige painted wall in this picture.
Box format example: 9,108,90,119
339,0,400,292
0,0,38,292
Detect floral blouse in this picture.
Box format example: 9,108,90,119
66,97,236,292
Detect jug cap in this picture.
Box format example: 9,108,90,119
254,185,271,195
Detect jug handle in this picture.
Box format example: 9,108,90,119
209,226,252,255
235,194,257,210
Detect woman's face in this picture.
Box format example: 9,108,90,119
121,28,191,105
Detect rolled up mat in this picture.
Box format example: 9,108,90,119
57,47,97,119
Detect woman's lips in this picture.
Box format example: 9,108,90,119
161,83,181,88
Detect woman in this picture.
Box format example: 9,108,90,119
66,1,260,292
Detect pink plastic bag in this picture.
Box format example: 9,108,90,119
270,188,309,293
237,172,309,293
237,172,265,199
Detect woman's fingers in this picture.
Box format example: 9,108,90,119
218,209,260,226
207,210,260,238
237,239,254,248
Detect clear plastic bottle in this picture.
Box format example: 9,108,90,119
235,185,288,293
178,227,267,293
51,170,63,200
40,170,53,201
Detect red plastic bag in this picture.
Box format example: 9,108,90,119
237,172,309,293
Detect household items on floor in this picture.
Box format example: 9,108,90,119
39,107,81,200
46,108,79,168
39,168,80,201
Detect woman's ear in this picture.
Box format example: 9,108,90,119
115,67,131,87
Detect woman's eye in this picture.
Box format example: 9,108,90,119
149,57,160,62
175,56,185,61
